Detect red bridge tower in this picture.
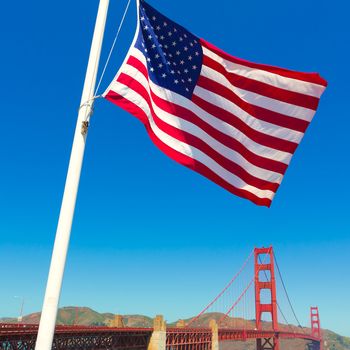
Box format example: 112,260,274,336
254,246,279,350
311,306,323,350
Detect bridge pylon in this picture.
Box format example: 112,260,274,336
254,246,279,350
311,306,322,350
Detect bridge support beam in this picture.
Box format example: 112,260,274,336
210,319,219,350
148,315,166,350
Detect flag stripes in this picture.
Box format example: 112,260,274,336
104,1,327,206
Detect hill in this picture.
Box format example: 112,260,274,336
1,308,349,350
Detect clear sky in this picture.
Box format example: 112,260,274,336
1,0,349,337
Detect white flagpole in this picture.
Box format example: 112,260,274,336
35,1,109,349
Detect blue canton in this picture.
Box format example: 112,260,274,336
134,0,203,99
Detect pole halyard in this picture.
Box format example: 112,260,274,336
35,1,109,349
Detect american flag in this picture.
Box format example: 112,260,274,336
104,0,327,207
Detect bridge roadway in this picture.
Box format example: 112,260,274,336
0,324,320,350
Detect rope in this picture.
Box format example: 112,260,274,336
186,249,254,327
94,0,132,96
273,252,306,333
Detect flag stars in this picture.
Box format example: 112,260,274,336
138,3,202,98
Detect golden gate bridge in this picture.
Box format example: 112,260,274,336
0,246,322,350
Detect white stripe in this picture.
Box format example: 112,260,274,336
111,80,275,200
117,50,292,165
110,63,283,183
203,46,325,99
195,85,298,150
201,65,315,123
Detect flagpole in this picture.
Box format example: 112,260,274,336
35,1,109,349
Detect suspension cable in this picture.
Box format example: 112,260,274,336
257,255,296,333
186,249,254,327
218,250,270,325
273,252,306,333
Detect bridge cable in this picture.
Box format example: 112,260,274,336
186,249,254,327
218,250,270,325
273,252,306,333
257,255,296,334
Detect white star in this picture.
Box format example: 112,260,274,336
141,16,145,21
150,67,154,72
171,70,175,74
186,88,189,92
181,79,185,83
148,34,152,40
195,51,199,56
190,42,194,47
177,70,181,74
167,61,171,65
192,65,197,70
163,21,168,26
144,25,149,30
168,31,172,36
180,60,185,65
162,73,167,78
184,69,188,73
184,46,188,51
188,78,192,82
152,44,156,49
188,55,192,60
174,79,179,84
144,48,148,52
155,54,160,58
147,57,151,62
158,63,163,68
173,28,177,32
156,25,161,31
176,51,180,55
184,34,188,38
152,16,156,21
172,41,177,46
164,45,168,49
179,37,183,42
160,35,165,40
168,53,173,57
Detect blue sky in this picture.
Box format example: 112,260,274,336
1,0,349,337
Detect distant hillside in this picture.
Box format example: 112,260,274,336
1,308,349,350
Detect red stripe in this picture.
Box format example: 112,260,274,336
117,73,280,192
201,39,328,87
203,54,320,111
105,90,272,207
124,55,298,155
122,57,288,174
192,92,298,154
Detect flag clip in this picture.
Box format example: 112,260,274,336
81,121,89,135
